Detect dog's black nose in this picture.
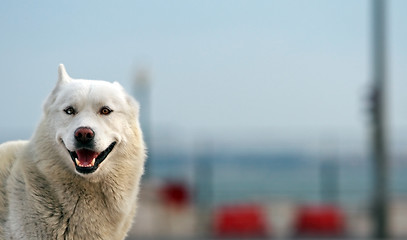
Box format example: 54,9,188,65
74,127,95,144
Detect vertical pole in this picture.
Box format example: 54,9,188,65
371,0,388,238
320,160,339,204
135,68,152,179
194,142,213,238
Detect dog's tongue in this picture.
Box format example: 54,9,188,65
76,149,99,166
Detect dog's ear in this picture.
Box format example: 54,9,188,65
57,64,72,85
112,81,140,115
112,81,125,90
126,95,140,116
43,64,72,112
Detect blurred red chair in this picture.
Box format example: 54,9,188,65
160,181,190,208
213,203,269,238
294,204,345,237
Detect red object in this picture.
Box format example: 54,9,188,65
294,204,345,237
213,204,269,237
160,182,189,207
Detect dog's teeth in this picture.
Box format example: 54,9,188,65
91,158,95,166
75,158,80,166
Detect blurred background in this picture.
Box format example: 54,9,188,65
1,0,407,239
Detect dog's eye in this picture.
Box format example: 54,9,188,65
64,106,76,115
100,106,113,115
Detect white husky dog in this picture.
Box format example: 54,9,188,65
0,65,146,239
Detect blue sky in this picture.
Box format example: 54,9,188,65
0,0,406,147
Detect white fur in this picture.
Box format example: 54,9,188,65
0,64,146,239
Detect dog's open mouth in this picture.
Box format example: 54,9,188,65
68,142,116,174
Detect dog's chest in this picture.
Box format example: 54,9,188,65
10,178,131,239
56,184,130,239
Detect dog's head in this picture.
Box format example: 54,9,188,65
41,64,144,177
